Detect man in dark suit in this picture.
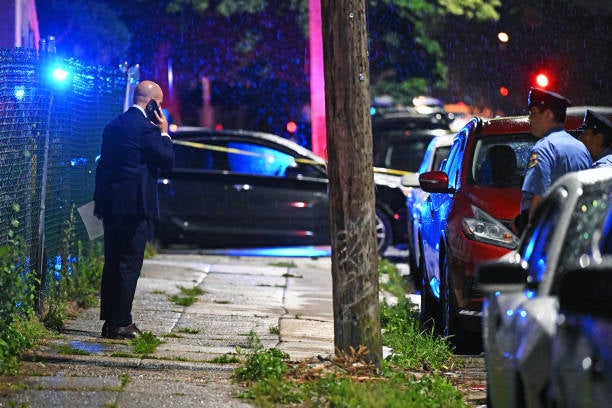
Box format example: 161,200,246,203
94,80,174,339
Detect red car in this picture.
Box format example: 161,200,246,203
417,108,600,353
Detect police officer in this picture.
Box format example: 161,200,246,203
578,109,612,168
513,88,592,234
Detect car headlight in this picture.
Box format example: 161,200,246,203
462,205,519,249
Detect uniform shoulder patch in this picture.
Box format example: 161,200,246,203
528,153,538,168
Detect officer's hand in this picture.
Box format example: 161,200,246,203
510,215,520,235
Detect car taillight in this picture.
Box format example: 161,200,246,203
462,205,519,249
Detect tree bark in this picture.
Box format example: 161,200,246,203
320,0,382,367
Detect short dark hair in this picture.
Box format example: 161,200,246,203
548,105,567,123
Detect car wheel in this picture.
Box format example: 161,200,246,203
419,242,441,336
375,208,392,254
407,239,420,287
420,275,441,336
440,248,470,353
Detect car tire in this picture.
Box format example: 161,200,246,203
420,275,441,336
440,248,471,353
407,239,420,288
419,241,441,336
375,208,392,254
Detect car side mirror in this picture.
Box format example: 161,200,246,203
477,253,530,293
400,173,419,188
558,264,612,319
419,171,451,193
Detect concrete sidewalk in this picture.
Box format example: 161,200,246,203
0,253,335,408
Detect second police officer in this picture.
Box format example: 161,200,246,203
578,109,612,168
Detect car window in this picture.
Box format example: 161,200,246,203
520,188,565,283
471,134,534,187
227,142,297,176
173,140,325,178
554,188,611,280
417,142,435,174
173,142,230,171
601,202,612,256
445,130,466,189
432,146,451,172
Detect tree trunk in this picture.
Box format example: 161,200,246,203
320,0,382,367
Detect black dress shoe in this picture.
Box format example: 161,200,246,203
101,322,111,338
109,323,142,339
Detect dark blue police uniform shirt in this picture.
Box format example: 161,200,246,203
520,126,592,211
593,148,612,168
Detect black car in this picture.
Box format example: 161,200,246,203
157,128,408,253
371,107,452,174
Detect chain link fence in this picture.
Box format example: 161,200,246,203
0,47,126,302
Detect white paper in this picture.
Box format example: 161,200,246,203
77,201,104,240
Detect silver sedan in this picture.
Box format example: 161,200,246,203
478,168,612,407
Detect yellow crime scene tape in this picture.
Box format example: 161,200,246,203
172,139,323,166
373,167,410,176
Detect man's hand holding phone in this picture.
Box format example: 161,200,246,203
145,100,168,134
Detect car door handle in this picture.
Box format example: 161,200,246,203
232,184,253,192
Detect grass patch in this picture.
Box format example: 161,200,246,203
214,300,230,304
177,328,200,334
178,285,205,297
0,316,51,375
110,352,135,358
210,353,242,364
379,257,411,299
129,332,163,355
269,325,280,335
381,299,455,371
169,294,197,306
235,260,465,407
169,285,205,307
144,242,158,259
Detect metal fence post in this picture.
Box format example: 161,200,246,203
35,92,51,315
122,63,140,112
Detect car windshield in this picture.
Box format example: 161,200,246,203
471,134,534,187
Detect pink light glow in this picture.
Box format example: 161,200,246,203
309,0,326,158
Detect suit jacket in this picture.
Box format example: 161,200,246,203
94,107,174,220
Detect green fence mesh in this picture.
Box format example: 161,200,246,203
0,47,126,289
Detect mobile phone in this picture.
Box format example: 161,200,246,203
145,99,162,123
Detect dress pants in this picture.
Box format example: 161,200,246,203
100,215,151,327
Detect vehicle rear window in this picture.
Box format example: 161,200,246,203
471,134,535,187
373,134,435,172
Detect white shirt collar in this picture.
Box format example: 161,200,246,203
133,104,147,117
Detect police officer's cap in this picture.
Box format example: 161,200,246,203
527,87,571,111
580,109,612,139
